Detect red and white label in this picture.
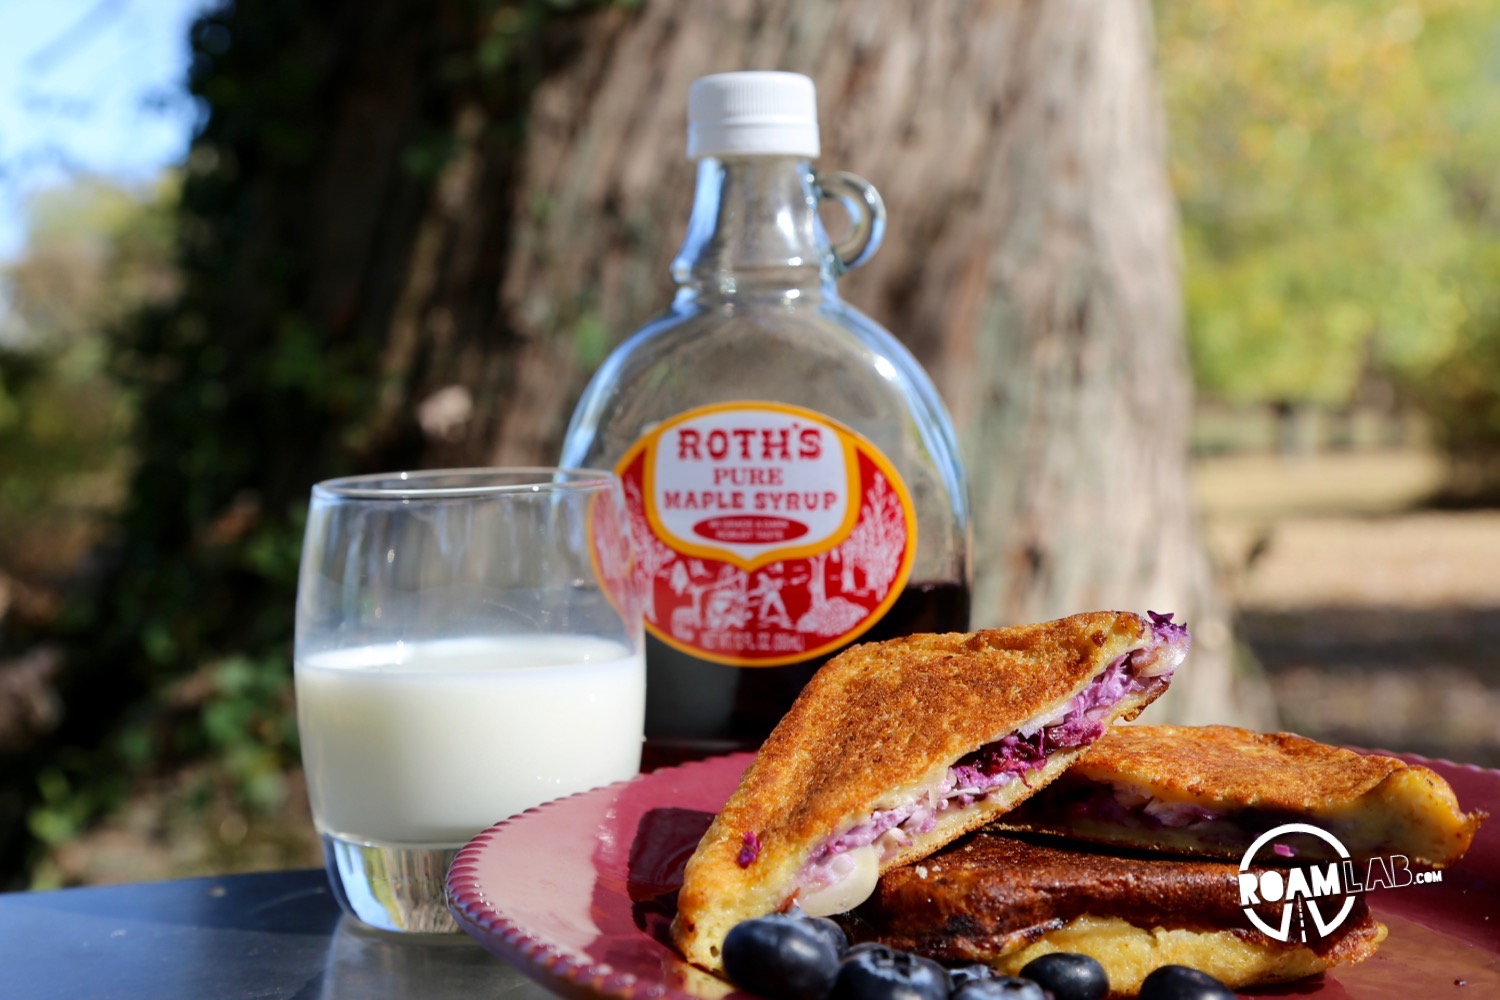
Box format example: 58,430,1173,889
616,402,917,667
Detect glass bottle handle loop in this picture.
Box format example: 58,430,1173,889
814,170,886,274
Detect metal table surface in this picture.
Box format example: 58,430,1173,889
0,867,560,999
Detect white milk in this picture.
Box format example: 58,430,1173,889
295,635,644,845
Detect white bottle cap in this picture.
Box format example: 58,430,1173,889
687,71,820,160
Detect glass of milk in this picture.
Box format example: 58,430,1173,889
294,468,644,934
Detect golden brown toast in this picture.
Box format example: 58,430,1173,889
1001,724,1485,867
670,611,1189,970
846,832,1386,998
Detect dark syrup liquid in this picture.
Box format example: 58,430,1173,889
639,580,971,771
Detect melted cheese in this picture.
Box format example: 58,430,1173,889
797,845,880,917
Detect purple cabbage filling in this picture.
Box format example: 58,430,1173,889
1066,790,1222,828
1058,787,1317,852
796,617,1188,891
1148,609,1190,646
737,831,762,868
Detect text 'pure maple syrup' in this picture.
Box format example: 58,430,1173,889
560,72,971,767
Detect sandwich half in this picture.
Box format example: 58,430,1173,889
844,831,1386,998
1000,724,1485,867
670,610,1189,970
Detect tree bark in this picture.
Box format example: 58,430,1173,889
396,0,1275,726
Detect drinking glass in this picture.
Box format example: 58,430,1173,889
294,468,643,933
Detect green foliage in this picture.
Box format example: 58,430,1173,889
572,311,611,369
3,0,617,885
1160,0,1500,408
1410,246,1500,499
0,1,375,880
200,655,298,811
0,179,173,582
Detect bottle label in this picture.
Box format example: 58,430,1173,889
615,401,917,666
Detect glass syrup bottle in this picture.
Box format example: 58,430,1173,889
561,72,970,768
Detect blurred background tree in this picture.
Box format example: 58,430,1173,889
1,179,173,588
1161,0,1500,487
0,0,1498,889
0,179,178,881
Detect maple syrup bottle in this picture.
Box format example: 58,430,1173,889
561,72,970,767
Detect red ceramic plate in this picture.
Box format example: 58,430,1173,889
447,752,1500,999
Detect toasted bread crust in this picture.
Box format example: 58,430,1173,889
1005,724,1485,866
671,611,1169,969
847,832,1385,993
1072,725,1403,806
990,914,1385,998
850,832,1293,947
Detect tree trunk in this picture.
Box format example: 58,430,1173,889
367,0,1274,726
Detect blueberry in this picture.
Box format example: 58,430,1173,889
948,964,997,989
1019,952,1108,1000
831,943,950,1000
953,976,1050,1000
800,915,850,957
722,915,841,1000
1138,965,1236,1000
